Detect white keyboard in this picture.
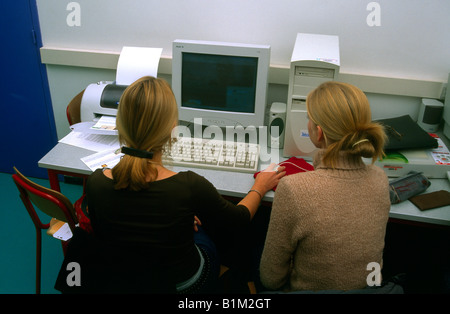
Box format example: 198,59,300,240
162,137,260,173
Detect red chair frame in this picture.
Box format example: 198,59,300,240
12,169,78,294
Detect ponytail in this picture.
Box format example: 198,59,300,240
113,155,159,191
112,76,178,191
321,123,387,167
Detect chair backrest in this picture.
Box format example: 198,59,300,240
66,90,85,126
12,167,78,231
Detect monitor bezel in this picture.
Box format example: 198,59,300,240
172,39,270,129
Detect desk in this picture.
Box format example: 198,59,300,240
39,142,450,227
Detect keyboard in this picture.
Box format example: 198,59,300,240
162,137,260,173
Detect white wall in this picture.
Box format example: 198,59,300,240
36,0,450,139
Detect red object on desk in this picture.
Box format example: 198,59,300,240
254,157,314,191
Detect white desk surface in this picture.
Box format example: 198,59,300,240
39,142,450,226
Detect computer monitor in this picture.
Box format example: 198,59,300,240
172,39,270,129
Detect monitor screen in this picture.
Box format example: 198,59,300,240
181,52,258,114
172,39,270,128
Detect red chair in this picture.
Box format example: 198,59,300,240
12,167,79,294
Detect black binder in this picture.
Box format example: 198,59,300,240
374,115,438,151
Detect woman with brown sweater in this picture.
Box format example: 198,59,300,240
259,81,391,292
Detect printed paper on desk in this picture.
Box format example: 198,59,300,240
59,131,120,152
116,47,162,85
81,148,123,171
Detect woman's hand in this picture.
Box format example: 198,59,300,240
193,215,202,232
238,163,286,219
254,163,286,194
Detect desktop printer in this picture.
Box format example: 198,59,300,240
80,81,124,122
80,46,162,122
283,33,340,159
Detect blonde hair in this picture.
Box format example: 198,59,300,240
112,76,178,190
306,81,386,167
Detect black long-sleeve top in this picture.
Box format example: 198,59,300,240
86,169,250,283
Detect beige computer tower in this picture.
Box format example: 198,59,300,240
283,33,340,159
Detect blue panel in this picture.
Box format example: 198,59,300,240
0,0,57,178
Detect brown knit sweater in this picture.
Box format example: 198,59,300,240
260,150,390,292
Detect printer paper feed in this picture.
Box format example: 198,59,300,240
116,47,162,85
91,116,117,133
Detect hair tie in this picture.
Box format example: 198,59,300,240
352,139,370,148
121,146,154,159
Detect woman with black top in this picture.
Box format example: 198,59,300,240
56,76,285,293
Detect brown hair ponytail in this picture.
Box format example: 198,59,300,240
112,76,178,191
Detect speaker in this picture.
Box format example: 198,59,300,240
417,98,444,132
268,102,286,148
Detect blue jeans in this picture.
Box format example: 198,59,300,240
191,226,221,293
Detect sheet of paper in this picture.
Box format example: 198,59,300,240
52,223,73,241
81,148,124,171
116,46,162,85
90,115,117,134
59,131,120,152
431,137,450,165
70,120,117,135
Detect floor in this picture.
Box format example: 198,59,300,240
1,170,449,294
0,172,83,294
